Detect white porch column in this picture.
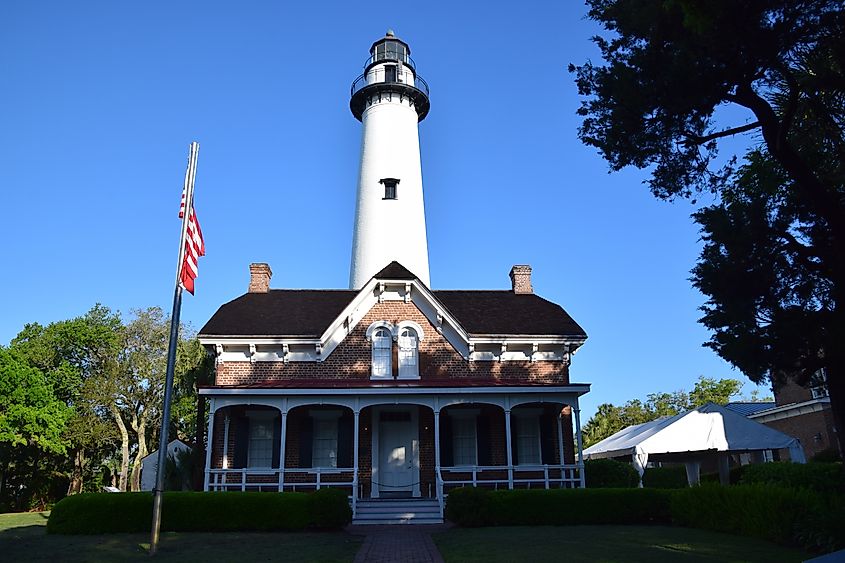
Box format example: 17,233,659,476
352,409,360,517
556,412,565,488
222,415,231,469
574,406,585,488
278,411,288,492
433,408,442,513
203,400,216,492
504,409,514,489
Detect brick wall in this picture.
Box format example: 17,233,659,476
215,301,570,386
762,408,837,460
773,379,814,406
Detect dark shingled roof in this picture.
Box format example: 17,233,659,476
433,291,585,336
724,402,776,417
373,261,418,279
200,290,356,337
200,289,586,338
199,262,587,338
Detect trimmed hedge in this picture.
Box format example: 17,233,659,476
583,459,640,488
445,487,672,527
670,484,827,548
739,462,843,494
642,466,688,489
445,484,843,553
47,490,351,534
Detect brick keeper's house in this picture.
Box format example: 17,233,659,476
197,31,591,524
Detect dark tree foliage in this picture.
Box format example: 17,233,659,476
692,152,834,383
571,0,845,452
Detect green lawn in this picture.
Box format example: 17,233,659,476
0,511,362,562
3,513,813,562
433,525,809,563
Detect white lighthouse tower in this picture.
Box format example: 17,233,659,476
349,31,431,289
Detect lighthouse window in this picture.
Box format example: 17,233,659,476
376,41,406,63
380,178,399,200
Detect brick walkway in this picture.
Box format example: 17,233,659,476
349,525,446,563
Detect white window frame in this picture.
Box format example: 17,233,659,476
514,410,542,466
450,409,479,467
811,368,829,399
396,320,424,380
367,321,394,380
398,327,419,379
246,410,277,469
310,410,342,469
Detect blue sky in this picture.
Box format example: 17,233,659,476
0,1,767,418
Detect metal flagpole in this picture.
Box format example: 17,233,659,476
150,142,199,556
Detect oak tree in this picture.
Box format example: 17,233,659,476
571,0,845,452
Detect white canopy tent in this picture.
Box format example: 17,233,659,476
583,402,806,486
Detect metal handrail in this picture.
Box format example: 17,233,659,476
350,72,430,98
364,52,417,71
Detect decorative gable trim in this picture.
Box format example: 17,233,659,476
200,276,585,364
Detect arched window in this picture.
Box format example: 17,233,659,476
372,327,392,378
398,327,419,379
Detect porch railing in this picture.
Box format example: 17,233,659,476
433,464,583,520
205,463,584,522
206,468,354,493
439,463,584,490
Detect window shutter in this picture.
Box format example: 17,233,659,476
337,411,353,468
299,415,313,468
271,415,281,469
476,413,491,466
510,415,518,466
234,416,249,468
439,413,453,467
540,411,555,465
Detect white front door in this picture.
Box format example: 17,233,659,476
375,408,420,497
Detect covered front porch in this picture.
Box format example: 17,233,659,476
200,385,588,519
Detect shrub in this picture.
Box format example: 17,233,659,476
794,501,845,553
584,459,639,488
740,462,843,494
310,488,352,528
670,484,822,547
47,490,350,534
445,487,671,527
444,487,493,527
699,465,744,485
642,466,688,489
811,448,842,463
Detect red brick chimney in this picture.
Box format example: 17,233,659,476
509,265,533,294
248,263,272,293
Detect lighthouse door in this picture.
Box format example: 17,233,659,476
384,65,397,83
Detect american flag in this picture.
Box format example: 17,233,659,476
179,190,205,295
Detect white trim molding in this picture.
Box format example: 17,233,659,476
199,277,586,365
749,397,831,423
365,321,395,341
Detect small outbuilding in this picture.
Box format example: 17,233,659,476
140,439,193,491
583,402,806,486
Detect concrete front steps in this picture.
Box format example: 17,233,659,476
353,498,443,525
